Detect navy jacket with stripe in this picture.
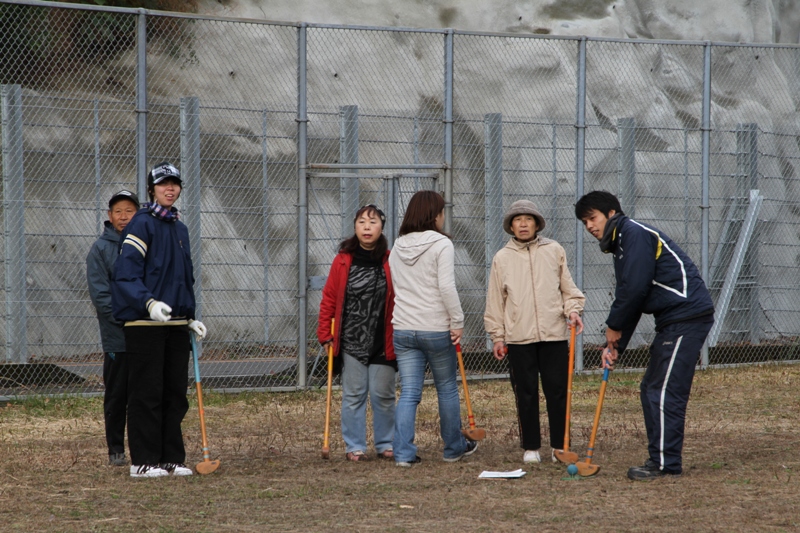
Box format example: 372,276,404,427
606,215,714,353
111,208,196,323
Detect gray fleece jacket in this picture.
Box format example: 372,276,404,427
389,230,464,332
86,221,126,353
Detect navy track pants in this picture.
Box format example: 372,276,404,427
641,316,713,473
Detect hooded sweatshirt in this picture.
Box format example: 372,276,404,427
389,230,464,332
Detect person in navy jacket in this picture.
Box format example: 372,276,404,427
575,191,714,480
317,205,396,461
112,162,207,478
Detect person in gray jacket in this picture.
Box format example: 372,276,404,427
86,189,139,466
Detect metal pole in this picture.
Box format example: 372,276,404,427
551,123,559,239
1,84,28,363
413,116,421,191
385,174,397,249
684,128,689,243
618,117,636,217
484,112,503,351
484,112,503,276
94,98,102,236
574,38,587,372
180,96,202,322
262,109,270,343
443,29,454,234
297,24,309,388
700,41,712,367
736,123,759,345
135,9,148,201
340,105,359,238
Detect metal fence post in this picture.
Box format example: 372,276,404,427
443,29,454,233
181,97,202,324
262,109,270,343
413,117,421,191
551,123,560,239
1,84,28,363
574,38,587,372
684,129,689,243
385,174,397,249
736,123,759,344
340,105,359,237
136,9,148,201
700,41,712,367
297,23,309,388
618,117,636,217
94,98,103,236
484,113,504,300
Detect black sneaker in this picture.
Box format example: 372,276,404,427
396,456,422,467
108,452,127,466
627,459,681,480
443,440,479,463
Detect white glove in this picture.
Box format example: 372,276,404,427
148,300,172,322
188,319,207,340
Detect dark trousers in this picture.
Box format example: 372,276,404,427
103,351,128,455
123,325,190,466
641,316,714,473
507,340,569,451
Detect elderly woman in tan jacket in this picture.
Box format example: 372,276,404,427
484,200,585,464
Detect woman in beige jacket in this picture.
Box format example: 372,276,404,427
484,200,584,464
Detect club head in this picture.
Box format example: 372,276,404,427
195,459,221,475
461,428,486,441
321,447,330,460
554,450,580,464
575,461,600,477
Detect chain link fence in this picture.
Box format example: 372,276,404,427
2,0,799,396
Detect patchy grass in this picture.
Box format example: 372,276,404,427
1,365,799,532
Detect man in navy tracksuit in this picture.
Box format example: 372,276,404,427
575,191,714,480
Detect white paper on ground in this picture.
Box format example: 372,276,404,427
478,469,526,479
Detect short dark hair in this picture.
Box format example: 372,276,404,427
575,191,624,220
339,205,388,259
398,190,447,237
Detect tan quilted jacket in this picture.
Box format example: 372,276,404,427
484,236,585,344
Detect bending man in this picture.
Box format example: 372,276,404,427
575,191,714,480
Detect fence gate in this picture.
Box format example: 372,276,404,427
304,168,440,383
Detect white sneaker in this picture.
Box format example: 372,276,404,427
523,450,541,464
130,464,169,478
552,449,560,463
161,462,194,476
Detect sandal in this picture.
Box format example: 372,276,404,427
345,451,371,462
377,449,394,459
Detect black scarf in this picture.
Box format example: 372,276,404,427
599,213,623,254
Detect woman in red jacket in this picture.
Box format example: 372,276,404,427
317,204,396,461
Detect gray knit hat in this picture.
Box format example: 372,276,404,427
502,200,546,235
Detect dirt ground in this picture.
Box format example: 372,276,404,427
0,364,798,532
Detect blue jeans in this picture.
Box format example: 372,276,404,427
393,330,468,462
340,351,397,454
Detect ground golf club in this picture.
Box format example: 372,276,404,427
455,343,486,441
191,332,221,475
554,324,579,465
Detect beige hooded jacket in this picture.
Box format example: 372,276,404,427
484,236,584,344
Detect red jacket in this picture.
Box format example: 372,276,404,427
317,250,395,360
